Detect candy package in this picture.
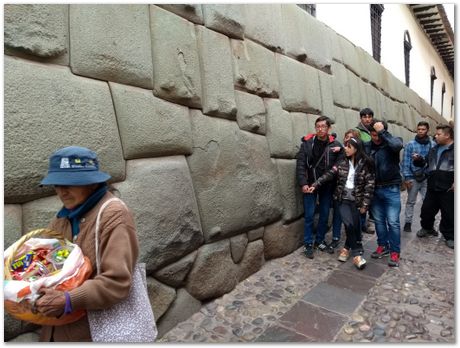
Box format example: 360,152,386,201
4,229,92,326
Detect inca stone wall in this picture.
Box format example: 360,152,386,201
4,4,445,340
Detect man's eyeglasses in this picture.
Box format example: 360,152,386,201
315,125,328,130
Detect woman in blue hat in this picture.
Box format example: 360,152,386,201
34,146,139,341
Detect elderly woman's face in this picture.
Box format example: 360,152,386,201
54,184,98,209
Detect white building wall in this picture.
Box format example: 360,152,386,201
316,4,454,121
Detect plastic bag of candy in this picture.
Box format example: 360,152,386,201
4,229,92,326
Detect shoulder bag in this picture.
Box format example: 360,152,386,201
87,197,157,343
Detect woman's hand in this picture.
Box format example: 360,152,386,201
359,206,367,215
35,288,66,317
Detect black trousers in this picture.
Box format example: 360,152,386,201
338,199,361,256
420,189,454,240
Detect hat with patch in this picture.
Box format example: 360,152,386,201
40,146,111,186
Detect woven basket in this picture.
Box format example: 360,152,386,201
4,228,92,326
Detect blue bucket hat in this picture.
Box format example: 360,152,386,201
40,146,111,186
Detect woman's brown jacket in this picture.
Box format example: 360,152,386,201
40,191,139,342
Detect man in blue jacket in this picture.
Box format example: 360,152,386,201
401,121,434,232
414,124,454,248
368,120,404,267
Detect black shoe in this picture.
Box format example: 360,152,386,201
326,239,339,254
403,222,412,232
315,241,328,252
304,244,314,259
446,240,454,249
416,228,438,238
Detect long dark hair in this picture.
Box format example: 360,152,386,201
345,137,375,173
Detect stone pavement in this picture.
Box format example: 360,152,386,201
159,192,455,343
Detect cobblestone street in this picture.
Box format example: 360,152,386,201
160,192,455,343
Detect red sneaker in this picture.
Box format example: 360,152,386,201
388,252,400,267
371,245,390,259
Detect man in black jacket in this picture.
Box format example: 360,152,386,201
296,116,344,259
368,120,404,267
414,124,454,249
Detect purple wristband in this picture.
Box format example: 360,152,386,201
64,292,73,315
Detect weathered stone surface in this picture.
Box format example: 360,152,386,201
366,55,385,90
331,61,351,109
238,239,265,281
263,219,303,260
4,56,125,204
230,234,249,264
157,4,204,24
22,195,62,234
157,288,202,338
186,240,239,300
291,112,316,154
150,6,202,108
244,4,284,52
265,98,295,158
358,78,370,111
326,26,343,63
154,251,197,288
110,82,193,159
280,4,308,61
202,4,245,39
235,90,266,135
4,205,22,249
347,69,361,110
318,71,335,119
187,110,282,242
277,54,320,113
114,157,204,272
273,159,303,223
247,227,264,242
196,26,237,119
339,36,362,77
70,5,153,89
147,277,177,321
4,4,68,65
301,10,332,71
232,39,279,97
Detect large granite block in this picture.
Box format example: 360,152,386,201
235,90,266,135
157,4,204,24
4,56,124,203
232,39,279,97
237,239,265,281
22,196,63,234
110,82,193,159
280,4,308,61
338,35,362,77
318,71,334,120
4,4,69,65
196,26,237,119
114,156,204,272
273,159,304,222
265,99,295,158
301,10,332,71
4,205,22,250
187,110,282,242
244,4,284,52
346,69,361,110
278,54,321,114
69,5,153,89
186,240,239,300
147,277,176,321
202,4,245,39
331,61,351,108
291,112,315,154
150,6,202,108
263,219,303,259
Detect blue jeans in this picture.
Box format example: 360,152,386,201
303,184,334,245
370,185,401,253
